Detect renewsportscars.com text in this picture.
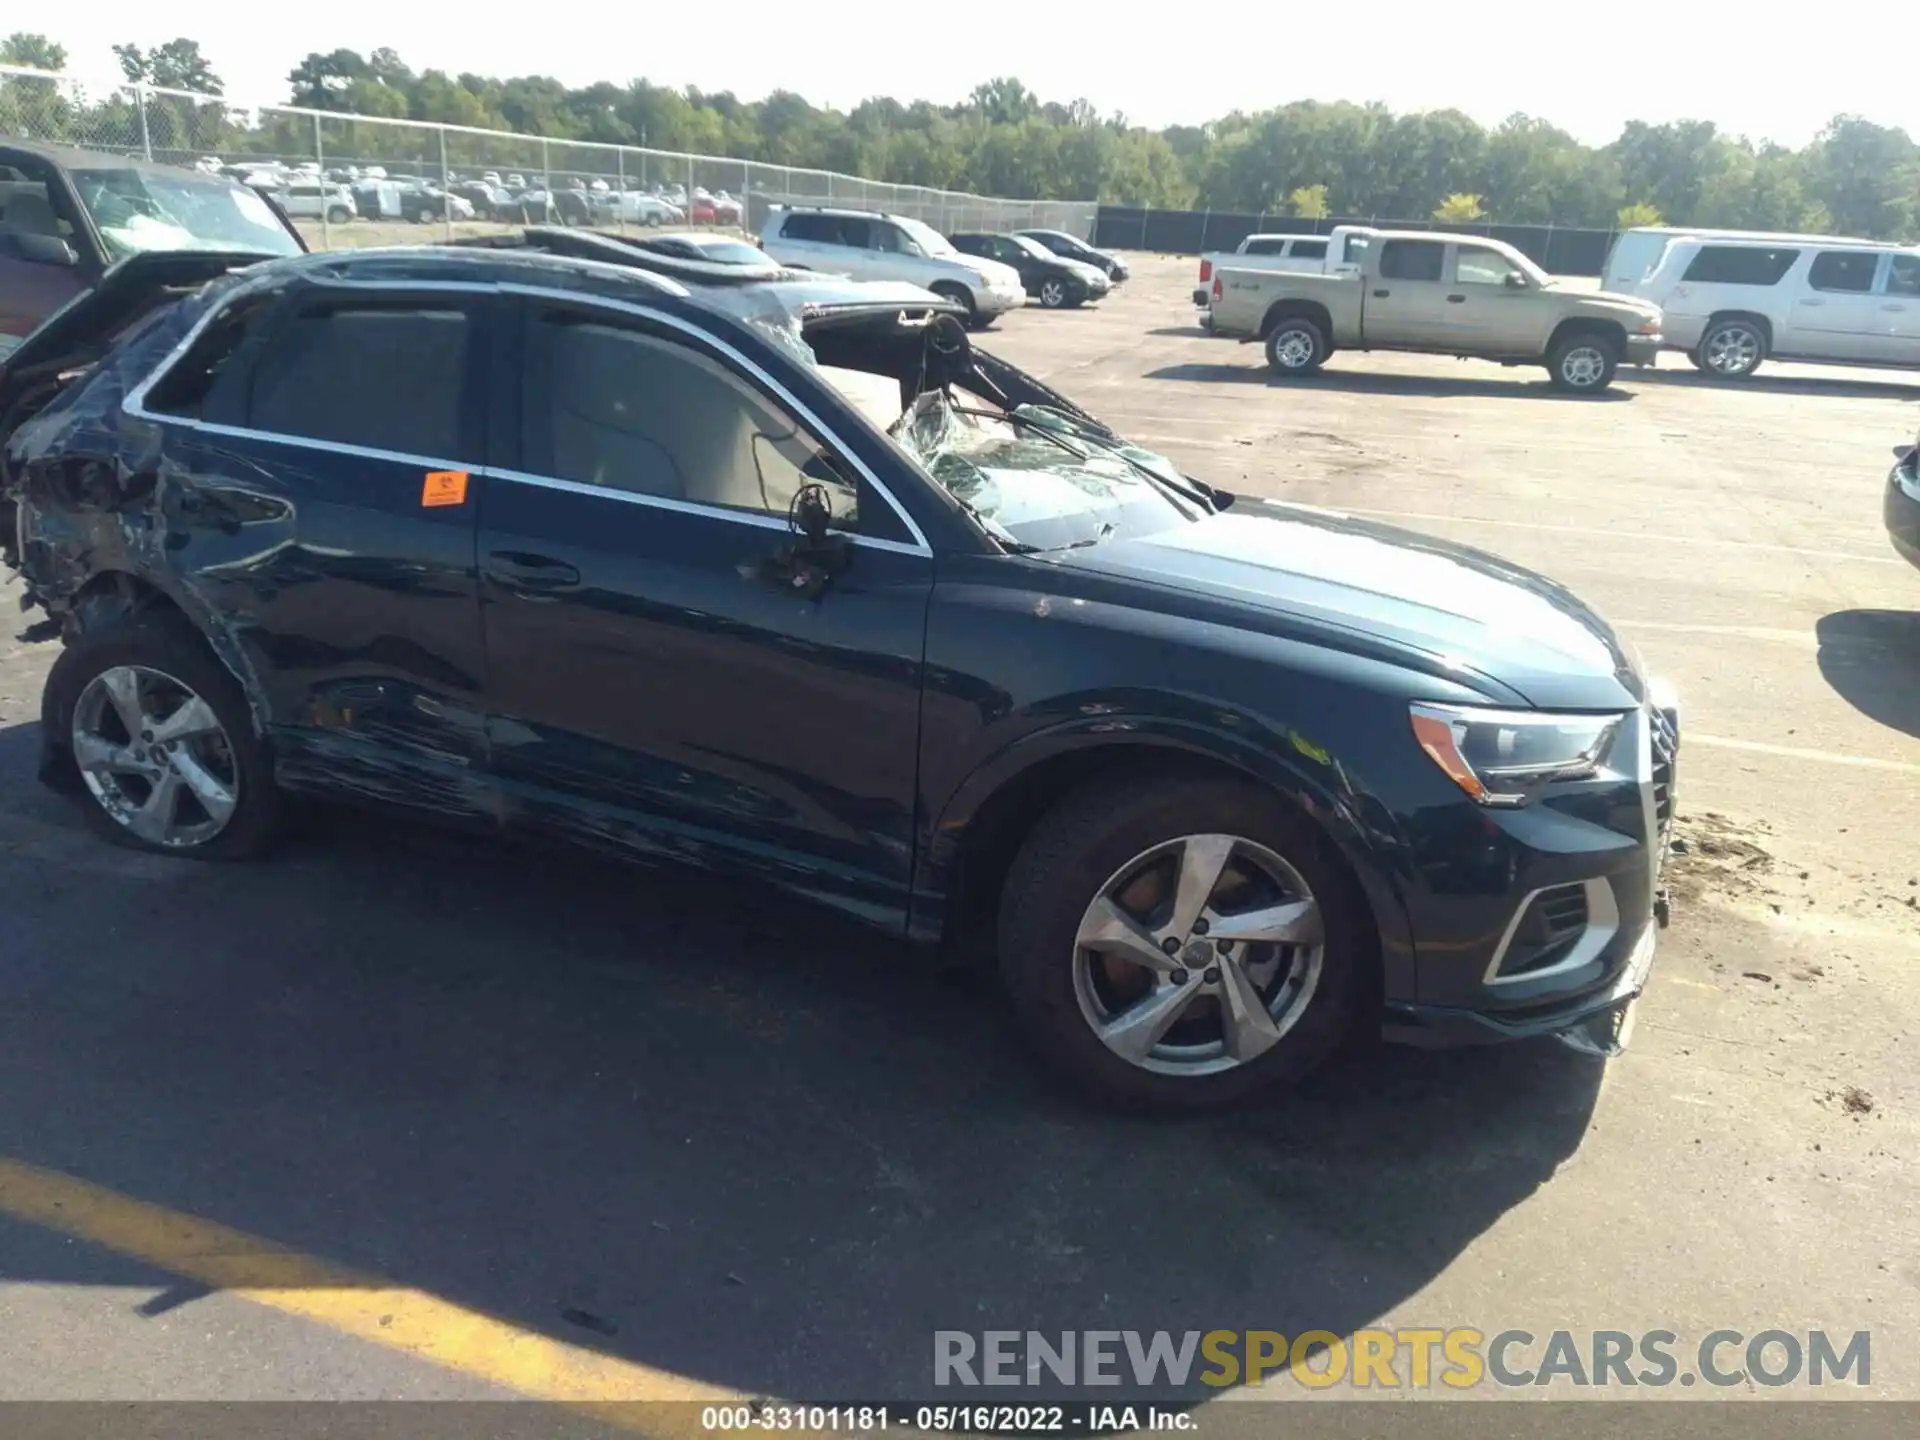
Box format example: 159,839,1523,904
934,1328,1872,1391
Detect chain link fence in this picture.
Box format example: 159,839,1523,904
2,64,1098,251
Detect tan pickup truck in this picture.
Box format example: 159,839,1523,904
1207,231,1664,393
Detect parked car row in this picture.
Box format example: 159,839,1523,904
757,205,1129,325
1197,223,1920,390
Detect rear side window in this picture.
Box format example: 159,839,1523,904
1808,250,1880,293
244,303,475,461
1887,255,1920,297
779,213,840,243
1243,238,1288,256
1290,240,1328,260
1681,246,1799,285
1378,240,1445,281
1343,235,1370,263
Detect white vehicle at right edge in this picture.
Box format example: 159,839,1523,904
1627,236,1920,378
759,206,1027,327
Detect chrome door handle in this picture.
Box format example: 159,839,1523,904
1372,289,1390,298
1446,294,1466,303
1800,298,1824,307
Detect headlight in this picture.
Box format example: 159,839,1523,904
1409,702,1625,807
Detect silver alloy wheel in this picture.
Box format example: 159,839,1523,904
1071,833,1325,1077
71,664,239,849
1270,326,1317,369
1560,344,1608,389
1703,324,1760,375
1039,278,1067,308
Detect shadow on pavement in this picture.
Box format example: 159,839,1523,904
1143,362,1634,401
1631,366,1920,401
1816,609,1920,740
0,718,1604,1403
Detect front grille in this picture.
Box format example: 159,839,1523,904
1650,706,1677,827
1496,883,1591,978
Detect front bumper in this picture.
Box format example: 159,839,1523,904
1886,455,1920,570
1383,696,1679,1058
1625,334,1662,367
975,282,1028,317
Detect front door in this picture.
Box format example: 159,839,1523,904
1780,250,1885,362
478,298,934,928
1446,244,1554,357
1364,238,1455,347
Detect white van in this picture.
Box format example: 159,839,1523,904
1599,225,1876,299
1192,227,1374,312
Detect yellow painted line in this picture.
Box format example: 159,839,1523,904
0,1156,743,1419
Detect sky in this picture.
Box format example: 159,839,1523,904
19,2,1914,148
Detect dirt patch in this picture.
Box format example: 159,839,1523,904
1666,810,1774,905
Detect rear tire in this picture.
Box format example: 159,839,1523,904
42,612,282,860
1695,317,1766,379
325,206,352,224
1547,332,1618,393
997,775,1367,1113
1264,317,1328,376
1038,277,1070,309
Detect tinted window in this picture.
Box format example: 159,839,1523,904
1343,235,1370,263
1378,240,1445,281
246,304,473,460
1243,238,1288,256
869,222,907,253
836,216,872,249
780,213,839,243
1808,250,1879,293
1888,255,1920,297
523,312,859,528
1290,240,1328,260
1681,246,1800,285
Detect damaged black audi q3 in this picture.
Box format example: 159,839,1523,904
0,230,1678,1111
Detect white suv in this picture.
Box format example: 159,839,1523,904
759,207,1027,326
1633,237,1920,377
277,182,356,224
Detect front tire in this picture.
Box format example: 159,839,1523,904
1695,317,1766,379
325,206,352,224
1037,277,1070,309
931,283,982,330
42,612,282,860
1264,317,1329,376
997,776,1366,1113
1547,332,1619,393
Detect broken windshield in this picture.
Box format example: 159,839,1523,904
889,391,1201,552
69,166,303,262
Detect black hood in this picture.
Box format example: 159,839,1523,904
1055,500,1644,711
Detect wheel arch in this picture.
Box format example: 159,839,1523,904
44,569,269,741
913,721,1413,1000
1547,317,1628,358
1259,299,1334,341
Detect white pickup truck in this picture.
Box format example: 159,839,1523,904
1194,227,1376,318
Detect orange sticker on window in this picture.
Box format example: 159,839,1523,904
421,470,469,508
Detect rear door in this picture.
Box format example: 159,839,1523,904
131,285,497,818
1363,239,1453,346
1782,250,1885,361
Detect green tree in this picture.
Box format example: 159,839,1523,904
1803,116,1919,237
1433,192,1486,221
1616,200,1663,226
2,31,66,69
1289,183,1330,218
113,38,223,93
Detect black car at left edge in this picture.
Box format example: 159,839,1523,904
0,231,1677,1113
